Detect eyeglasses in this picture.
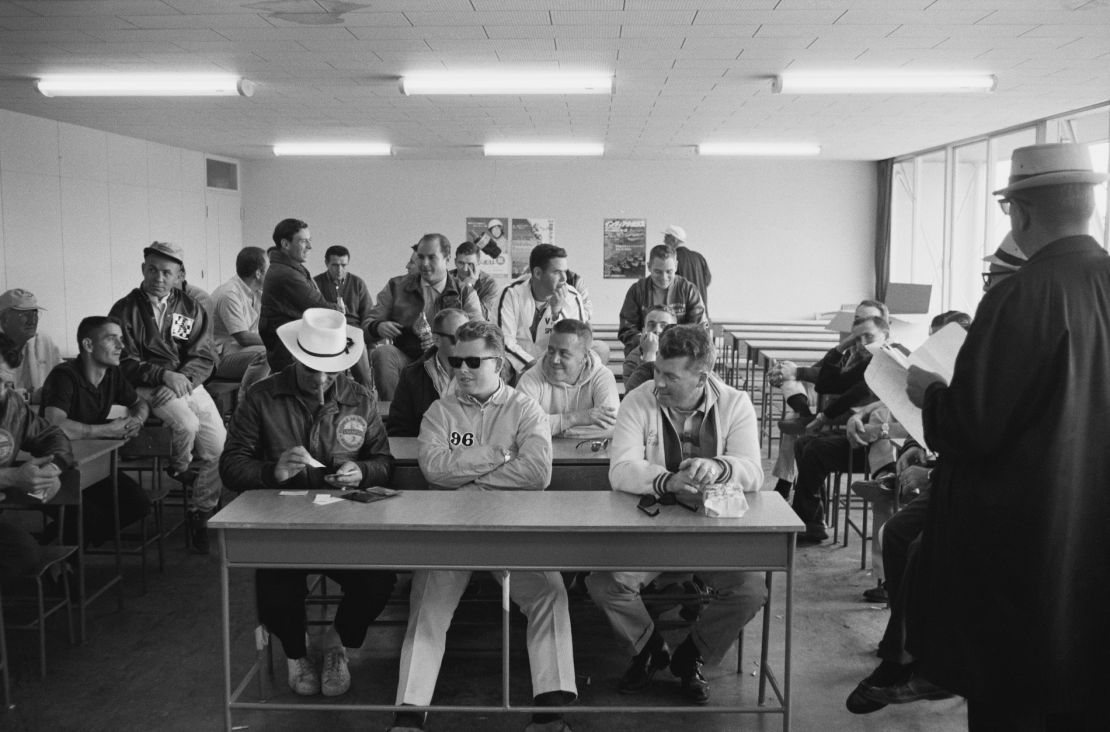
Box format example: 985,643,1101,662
447,355,501,369
981,271,1012,286
576,438,610,452
997,197,1029,215
636,493,699,517
432,331,457,345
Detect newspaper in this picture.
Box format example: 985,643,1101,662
864,323,967,449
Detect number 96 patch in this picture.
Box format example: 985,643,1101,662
449,431,475,447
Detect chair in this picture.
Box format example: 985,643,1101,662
117,424,178,559
204,379,240,424
832,441,872,568
1,545,78,679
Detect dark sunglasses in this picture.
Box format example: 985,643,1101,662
433,331,457,345
447,355,501,369
637,493,699,517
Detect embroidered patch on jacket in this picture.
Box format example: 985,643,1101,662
336,414,367,451
170,313,195,341
0,429,14,464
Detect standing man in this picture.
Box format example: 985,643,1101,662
211,246,270,390
367,234,481,401
109,241,224,554
449,240,500,321
40,316,151,545
906,143,1110,729
664,225,711,308
221,308,396,699
259,218,339,374
0,289,62,402
498,244,590,377
587,325,766,703
618,245,706,357
386,308,470,437
389,321,575,732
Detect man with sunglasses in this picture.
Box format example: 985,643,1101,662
386,308,470,437
0,289,62,404
390,321,576,732
587,324,766,703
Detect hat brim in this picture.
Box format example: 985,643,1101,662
277,320,365,372
992,170,1108,196
982,253,1023,271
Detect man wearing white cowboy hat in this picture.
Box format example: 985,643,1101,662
902,143,1110,728
663,225,711,308
220,308,396,700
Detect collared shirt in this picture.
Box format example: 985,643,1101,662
424,352,453,397
422,277,446,321
211,275,261,355
40,359,137,425
147,291,171,330
660,390,714,470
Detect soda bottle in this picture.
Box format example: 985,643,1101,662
414,311,433,350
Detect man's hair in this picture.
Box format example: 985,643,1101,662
455,240,480,259
551,318,593,347
417,233,451,258
432,307,470,330
859,315,891,334
235,246,268,279
454,320,505,356
931,310,972,331
272,218,308,247
857,299,890,321
648,244,676,264
266,245,281,257
76,315,122,351
1021,183,1097,227
658,324,715,373
529,244,567,273
324,245,350,261
645,304,677,320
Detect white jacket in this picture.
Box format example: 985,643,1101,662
516,350,620,437
497,276,588,371
609,375,763,496
418,380,552,491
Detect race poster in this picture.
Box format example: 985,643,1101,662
509,218,554,278
464,217,512,281
603,218,647,278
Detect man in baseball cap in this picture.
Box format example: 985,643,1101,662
0,288,62,402
220,308,395,700
663,224,711,308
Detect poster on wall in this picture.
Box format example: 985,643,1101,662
603,218,647,278
464,217,512,281
509,218,554,278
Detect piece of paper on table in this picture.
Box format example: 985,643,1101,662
864,323,967,449
313,494,344,506
279,490,308,496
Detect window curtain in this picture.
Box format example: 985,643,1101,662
874,158,894,302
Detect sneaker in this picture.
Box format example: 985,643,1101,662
851,474,896,502
287,656,320,696
669,637,710,704
619,635,670,693
186,509,210,555
863,581,889,604
321,647,351,696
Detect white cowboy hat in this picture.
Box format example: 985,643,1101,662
662,224,686,242
992,143,1108,196
277,308,364,372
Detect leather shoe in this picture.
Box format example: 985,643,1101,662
860,674,955,706
851,474,896,502
796,525,828,545
619,634,669,693
845,660,912,714
862,581,889,604
669,637,710,704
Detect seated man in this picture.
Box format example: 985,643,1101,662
210,246,271,390
0,386,72,581
622,305,677,389
220,308,396,699
387,308,470,437
390,321,575,732
617,245,706,357
449,240,500,321
587,325,767,703
0,289,63,403
517,319,619,438
367,234,482,401
40,316,152,545
109,241,225,554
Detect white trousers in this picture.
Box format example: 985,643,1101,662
395,570,577,705
136,384,225,512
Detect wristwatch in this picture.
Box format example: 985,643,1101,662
879,422,890,440
501,447,512,464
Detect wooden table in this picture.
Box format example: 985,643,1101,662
211,489,804,731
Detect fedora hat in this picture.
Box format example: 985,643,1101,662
993,143,1108,196
983,232,1027,271
277,308,364,373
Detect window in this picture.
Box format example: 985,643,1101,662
206,158,238,191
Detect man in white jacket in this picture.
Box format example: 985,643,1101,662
390,321,577,732
516,319,619,438
586,325,767,703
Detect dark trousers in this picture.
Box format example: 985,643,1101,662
255,569,396,658
45,472,152,547
0,519,43,582
789,434,866,530
968,698,1100,732
876,491,930,664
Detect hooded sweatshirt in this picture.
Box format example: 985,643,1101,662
516,350,619,437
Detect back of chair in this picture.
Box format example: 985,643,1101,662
119,425,173,459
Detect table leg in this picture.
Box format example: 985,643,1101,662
111,450,124,610
221,532,233,732
76,495,86,644
784,536,795,732
502,571,511,710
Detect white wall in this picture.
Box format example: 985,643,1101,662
0,109,239,357
242,157,877,324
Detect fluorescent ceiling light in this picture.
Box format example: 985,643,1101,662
484,142,604,157
698,142,822,157
273,142,392,157
773,72,996,94
37,74,254,97
402,72,613,95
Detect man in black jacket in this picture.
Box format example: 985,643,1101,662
386,308,469,437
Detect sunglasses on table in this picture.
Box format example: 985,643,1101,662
576,438,610,452
637,492,699,517
446,355,501,369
